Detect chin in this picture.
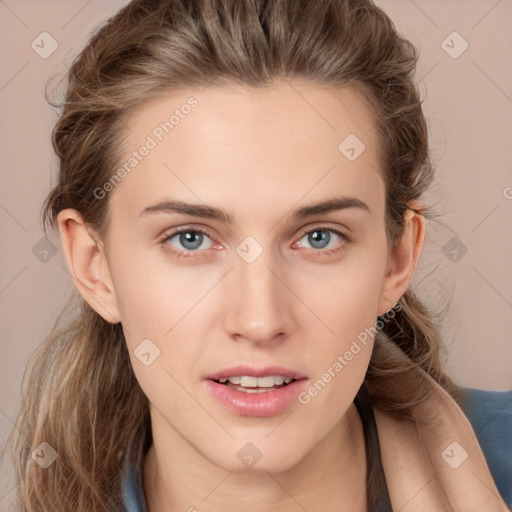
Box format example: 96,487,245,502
208,442,308,475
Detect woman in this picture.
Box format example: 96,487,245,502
4,0,511,510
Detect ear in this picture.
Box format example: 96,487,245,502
377,203,425,317
57,208,121,323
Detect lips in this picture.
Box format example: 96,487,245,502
203,365,308,416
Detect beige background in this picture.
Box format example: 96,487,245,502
1,0,511,508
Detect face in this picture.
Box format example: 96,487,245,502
94,81,401,473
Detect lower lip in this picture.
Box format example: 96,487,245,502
204,379,307,417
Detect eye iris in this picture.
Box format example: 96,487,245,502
180,231,203,250
309,229,330,249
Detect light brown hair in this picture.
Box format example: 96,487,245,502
4,0,458,510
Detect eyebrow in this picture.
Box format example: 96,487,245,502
139,195,371,223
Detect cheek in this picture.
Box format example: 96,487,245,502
301,254,385,344
108,243,215,335
296,248,386,403
107,245,216,387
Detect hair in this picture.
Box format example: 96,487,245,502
3,0,462,510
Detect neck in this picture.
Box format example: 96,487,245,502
143,403,367,512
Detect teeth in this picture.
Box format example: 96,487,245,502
240,376,258,387
219,375,293,387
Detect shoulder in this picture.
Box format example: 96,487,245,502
374,381,512,508
457,386,512,507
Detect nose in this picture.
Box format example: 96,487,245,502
223,245,295,347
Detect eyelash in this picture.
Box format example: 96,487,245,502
159,225,353,260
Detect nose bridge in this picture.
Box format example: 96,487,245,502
224,238,292,344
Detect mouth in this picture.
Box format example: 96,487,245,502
204,366,308,417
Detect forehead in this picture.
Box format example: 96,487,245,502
108,80,384,226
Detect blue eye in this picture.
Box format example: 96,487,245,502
163,228,213,255
299,228,341,250
160,225,352,260
294,227,351,256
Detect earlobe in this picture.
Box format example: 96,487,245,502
377,206,425,316
57,208,121,324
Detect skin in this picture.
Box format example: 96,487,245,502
58,80,425,511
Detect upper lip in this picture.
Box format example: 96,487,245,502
204,365,308,381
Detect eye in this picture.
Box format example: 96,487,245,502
160,225,352,260
293,226,352,255
160,227,216,259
